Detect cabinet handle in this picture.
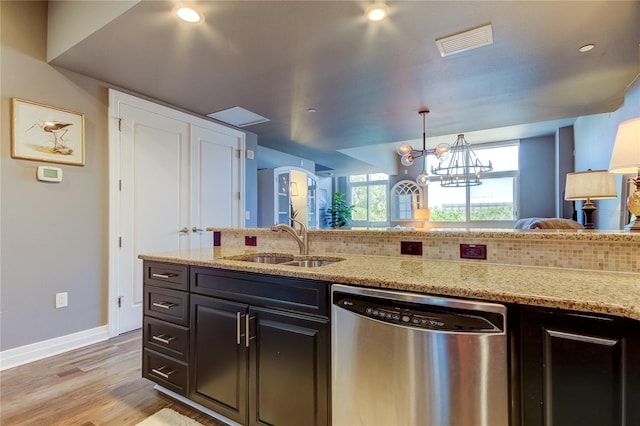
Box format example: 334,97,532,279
152,272,178,279
236,312,242,345
246,315,256,348
151,365,175,379
152,334,175,345
152,301,177,310
547,329,618,346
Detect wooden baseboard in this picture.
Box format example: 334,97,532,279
0,325,109,371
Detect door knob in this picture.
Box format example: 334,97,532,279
179,227,189,233
192,227,204,232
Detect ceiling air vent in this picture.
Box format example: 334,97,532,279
436,24,493,57
208,106,270,127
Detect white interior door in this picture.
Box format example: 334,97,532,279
118,104,190,334
109,89,245,336
190,125,242,248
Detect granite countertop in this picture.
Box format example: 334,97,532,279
139,247,640,322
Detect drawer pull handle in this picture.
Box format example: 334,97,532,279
151,365,175,379
152,301,177,310
152,273,178,279
152,334,176,345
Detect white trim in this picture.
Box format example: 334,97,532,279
0,325,109,371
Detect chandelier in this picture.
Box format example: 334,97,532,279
396,107,450,187
396,107,493,187
431,133,493,187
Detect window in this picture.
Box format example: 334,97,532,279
426,143,519,227
390,180,423,220
348,173,389,228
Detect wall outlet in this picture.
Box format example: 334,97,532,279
245,236,257,246
55,292,68,308
400,241,423,256
460,244,487,260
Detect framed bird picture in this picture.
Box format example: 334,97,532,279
11,98,85,166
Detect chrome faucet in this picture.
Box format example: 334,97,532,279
271,219,308,255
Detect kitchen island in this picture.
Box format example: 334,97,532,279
139,228,640,426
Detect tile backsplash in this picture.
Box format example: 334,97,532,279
211,228,639,274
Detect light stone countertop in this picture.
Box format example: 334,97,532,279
139,247,640,322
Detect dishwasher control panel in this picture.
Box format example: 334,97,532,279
334,292,503,333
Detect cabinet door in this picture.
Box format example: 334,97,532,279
520,308,640,425
190,295,248,425
248,307,329,426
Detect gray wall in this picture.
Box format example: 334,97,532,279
519,135,556,218
556,126,576,220
1,1,109,350
244,132,258,228
574,79,640,230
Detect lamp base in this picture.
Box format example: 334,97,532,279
624,184,640,232
581,201,596,230
624,219,640,232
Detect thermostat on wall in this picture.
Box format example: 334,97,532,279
37,166,63,183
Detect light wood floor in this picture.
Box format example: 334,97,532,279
0,330,228,426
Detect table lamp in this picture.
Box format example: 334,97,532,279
564,169,617,229
414,208,431,228
609,117,640,232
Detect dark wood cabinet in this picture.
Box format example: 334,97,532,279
142,261,190,396
519,307,640,425
248,306,328,426
190,295,249,424
189,267,330,426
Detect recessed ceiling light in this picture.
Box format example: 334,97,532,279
365,4,388,22
308,108,317,113
579,43,595,53
177,7,201,23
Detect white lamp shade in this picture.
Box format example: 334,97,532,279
609,117,640,174
565,169,617,201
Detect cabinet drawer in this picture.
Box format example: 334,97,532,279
143,348,189,396
144,286,189,326
190,267,329,317
143,316,189,361
144,261,188,291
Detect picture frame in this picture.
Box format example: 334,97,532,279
11,98,85,166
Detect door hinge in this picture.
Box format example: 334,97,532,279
236,192,241,200
118,179,122,191
236,149,241,159
119,237,122,248
118,118,123,131
118,296,123,308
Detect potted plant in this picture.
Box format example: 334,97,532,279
326,192,355,228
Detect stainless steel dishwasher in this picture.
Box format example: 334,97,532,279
331,284,508,426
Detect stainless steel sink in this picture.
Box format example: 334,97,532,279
227,253,343,267
230,254,295,264
282,259,338,267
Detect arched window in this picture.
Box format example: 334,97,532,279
390,180,424,220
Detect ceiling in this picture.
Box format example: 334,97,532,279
48,1,640,176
